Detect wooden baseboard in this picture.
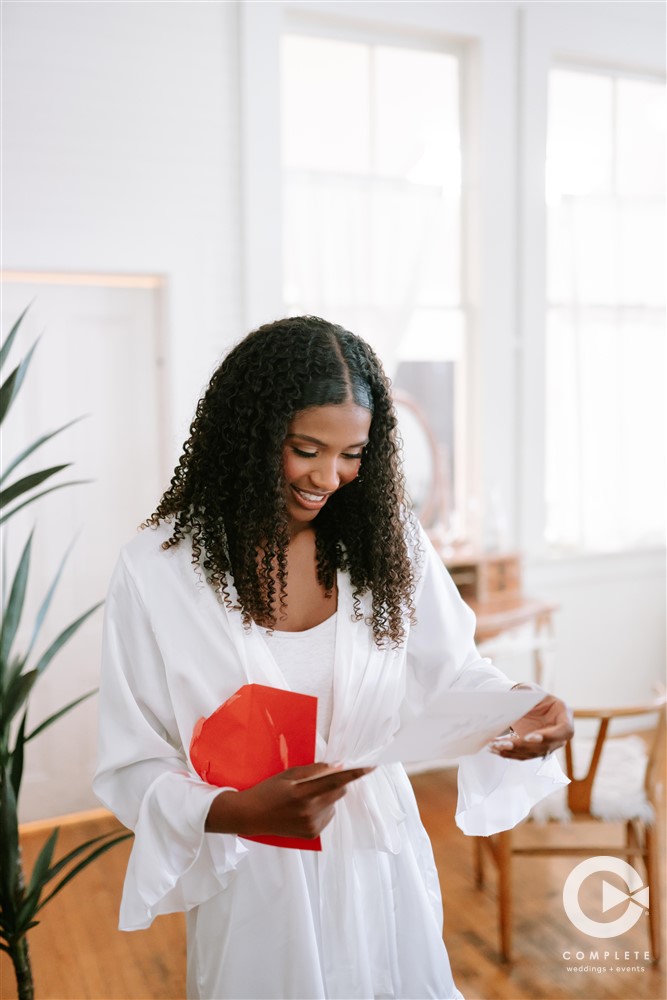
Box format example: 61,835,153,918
19,807,117,837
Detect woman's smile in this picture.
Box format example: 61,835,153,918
290,485,333,509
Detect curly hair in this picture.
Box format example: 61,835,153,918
146,315,419,646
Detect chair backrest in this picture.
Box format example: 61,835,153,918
565,696,666,815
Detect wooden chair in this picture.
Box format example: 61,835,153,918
473,696,666,963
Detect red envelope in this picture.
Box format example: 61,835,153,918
190,683,321,851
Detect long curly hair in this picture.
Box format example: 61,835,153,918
146,315,419,646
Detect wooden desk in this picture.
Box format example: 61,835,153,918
437,545,558,686
468,596,558,687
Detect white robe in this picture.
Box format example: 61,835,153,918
94,522,566,1000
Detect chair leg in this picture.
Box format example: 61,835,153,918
644,824,661,963
496,830,513,963
626,819,638,867
474,837,485,888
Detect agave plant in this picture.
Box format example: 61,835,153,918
0,307,131,1000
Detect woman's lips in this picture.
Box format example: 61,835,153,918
290,485,332,510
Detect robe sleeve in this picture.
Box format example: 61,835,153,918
93,553,247,930
406,526,568,837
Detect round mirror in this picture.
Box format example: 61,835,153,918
392,389,446,529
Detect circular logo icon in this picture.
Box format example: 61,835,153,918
563,856,649,938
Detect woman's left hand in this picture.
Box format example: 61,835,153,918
489,683,574,760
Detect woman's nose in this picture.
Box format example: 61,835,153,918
310,459,340,492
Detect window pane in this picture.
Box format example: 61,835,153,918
546,308,665,551
374,46,460,191
546,65,665,551
619,201,665,306
617,314,665,546
281,36,370,173
282,33,465,531
545,311,581,548
283,175,371,307
370,187,460,308
547,69,613,199
617,77,665,198
568,200,618,305
397,307,464,363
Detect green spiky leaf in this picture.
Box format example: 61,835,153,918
0,337,39,427
42,829,125,888
0,304,31,373
25,690,96,743
10,713,28,800
0,464,72,510
0,532,33,675
0,669,38,730
2,654,27,703
24,827,59,909
14,827,59,931
0,417,84,486
32,602,103,679
0,479,91,526
37,833,133,911
24,538,76,662
0,766,20,926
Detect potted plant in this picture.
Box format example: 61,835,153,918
0,307,131,1000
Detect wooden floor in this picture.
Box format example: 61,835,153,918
1,769,664,1000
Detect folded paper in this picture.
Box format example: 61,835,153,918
190,683,320,851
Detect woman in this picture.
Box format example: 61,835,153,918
95,316,571,999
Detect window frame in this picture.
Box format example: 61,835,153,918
240,0,665,558
241,0,519,548
518,1,665,556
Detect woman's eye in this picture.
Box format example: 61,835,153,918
293,447,317,458
343,453,363,460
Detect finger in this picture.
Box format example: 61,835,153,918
293,766,374,792
490,745,544,760
490,739,561,760
283,762,340,782
317,785,349,806
491,733,561,753
316,805,336,832
522,722,573,743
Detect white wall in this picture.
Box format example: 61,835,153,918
2,0,664,820
2,0,244,820
3,0,244,445
525,550,665,708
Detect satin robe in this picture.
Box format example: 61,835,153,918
94,522,566,1000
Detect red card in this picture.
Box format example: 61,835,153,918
190,683,321,851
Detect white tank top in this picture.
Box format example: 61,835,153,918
260,613,336,741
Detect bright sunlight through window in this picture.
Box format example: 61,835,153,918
545,67,665,552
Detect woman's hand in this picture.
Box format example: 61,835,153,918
205,763,373,839
490,683,574,760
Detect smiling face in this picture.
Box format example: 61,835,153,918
282,401,372,533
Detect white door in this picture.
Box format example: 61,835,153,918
1,274,166,821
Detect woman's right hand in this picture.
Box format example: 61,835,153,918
205,763,373,839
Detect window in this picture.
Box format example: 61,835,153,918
545,67,665,551
280,31,466,531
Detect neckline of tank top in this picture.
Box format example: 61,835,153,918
260,611,338,639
